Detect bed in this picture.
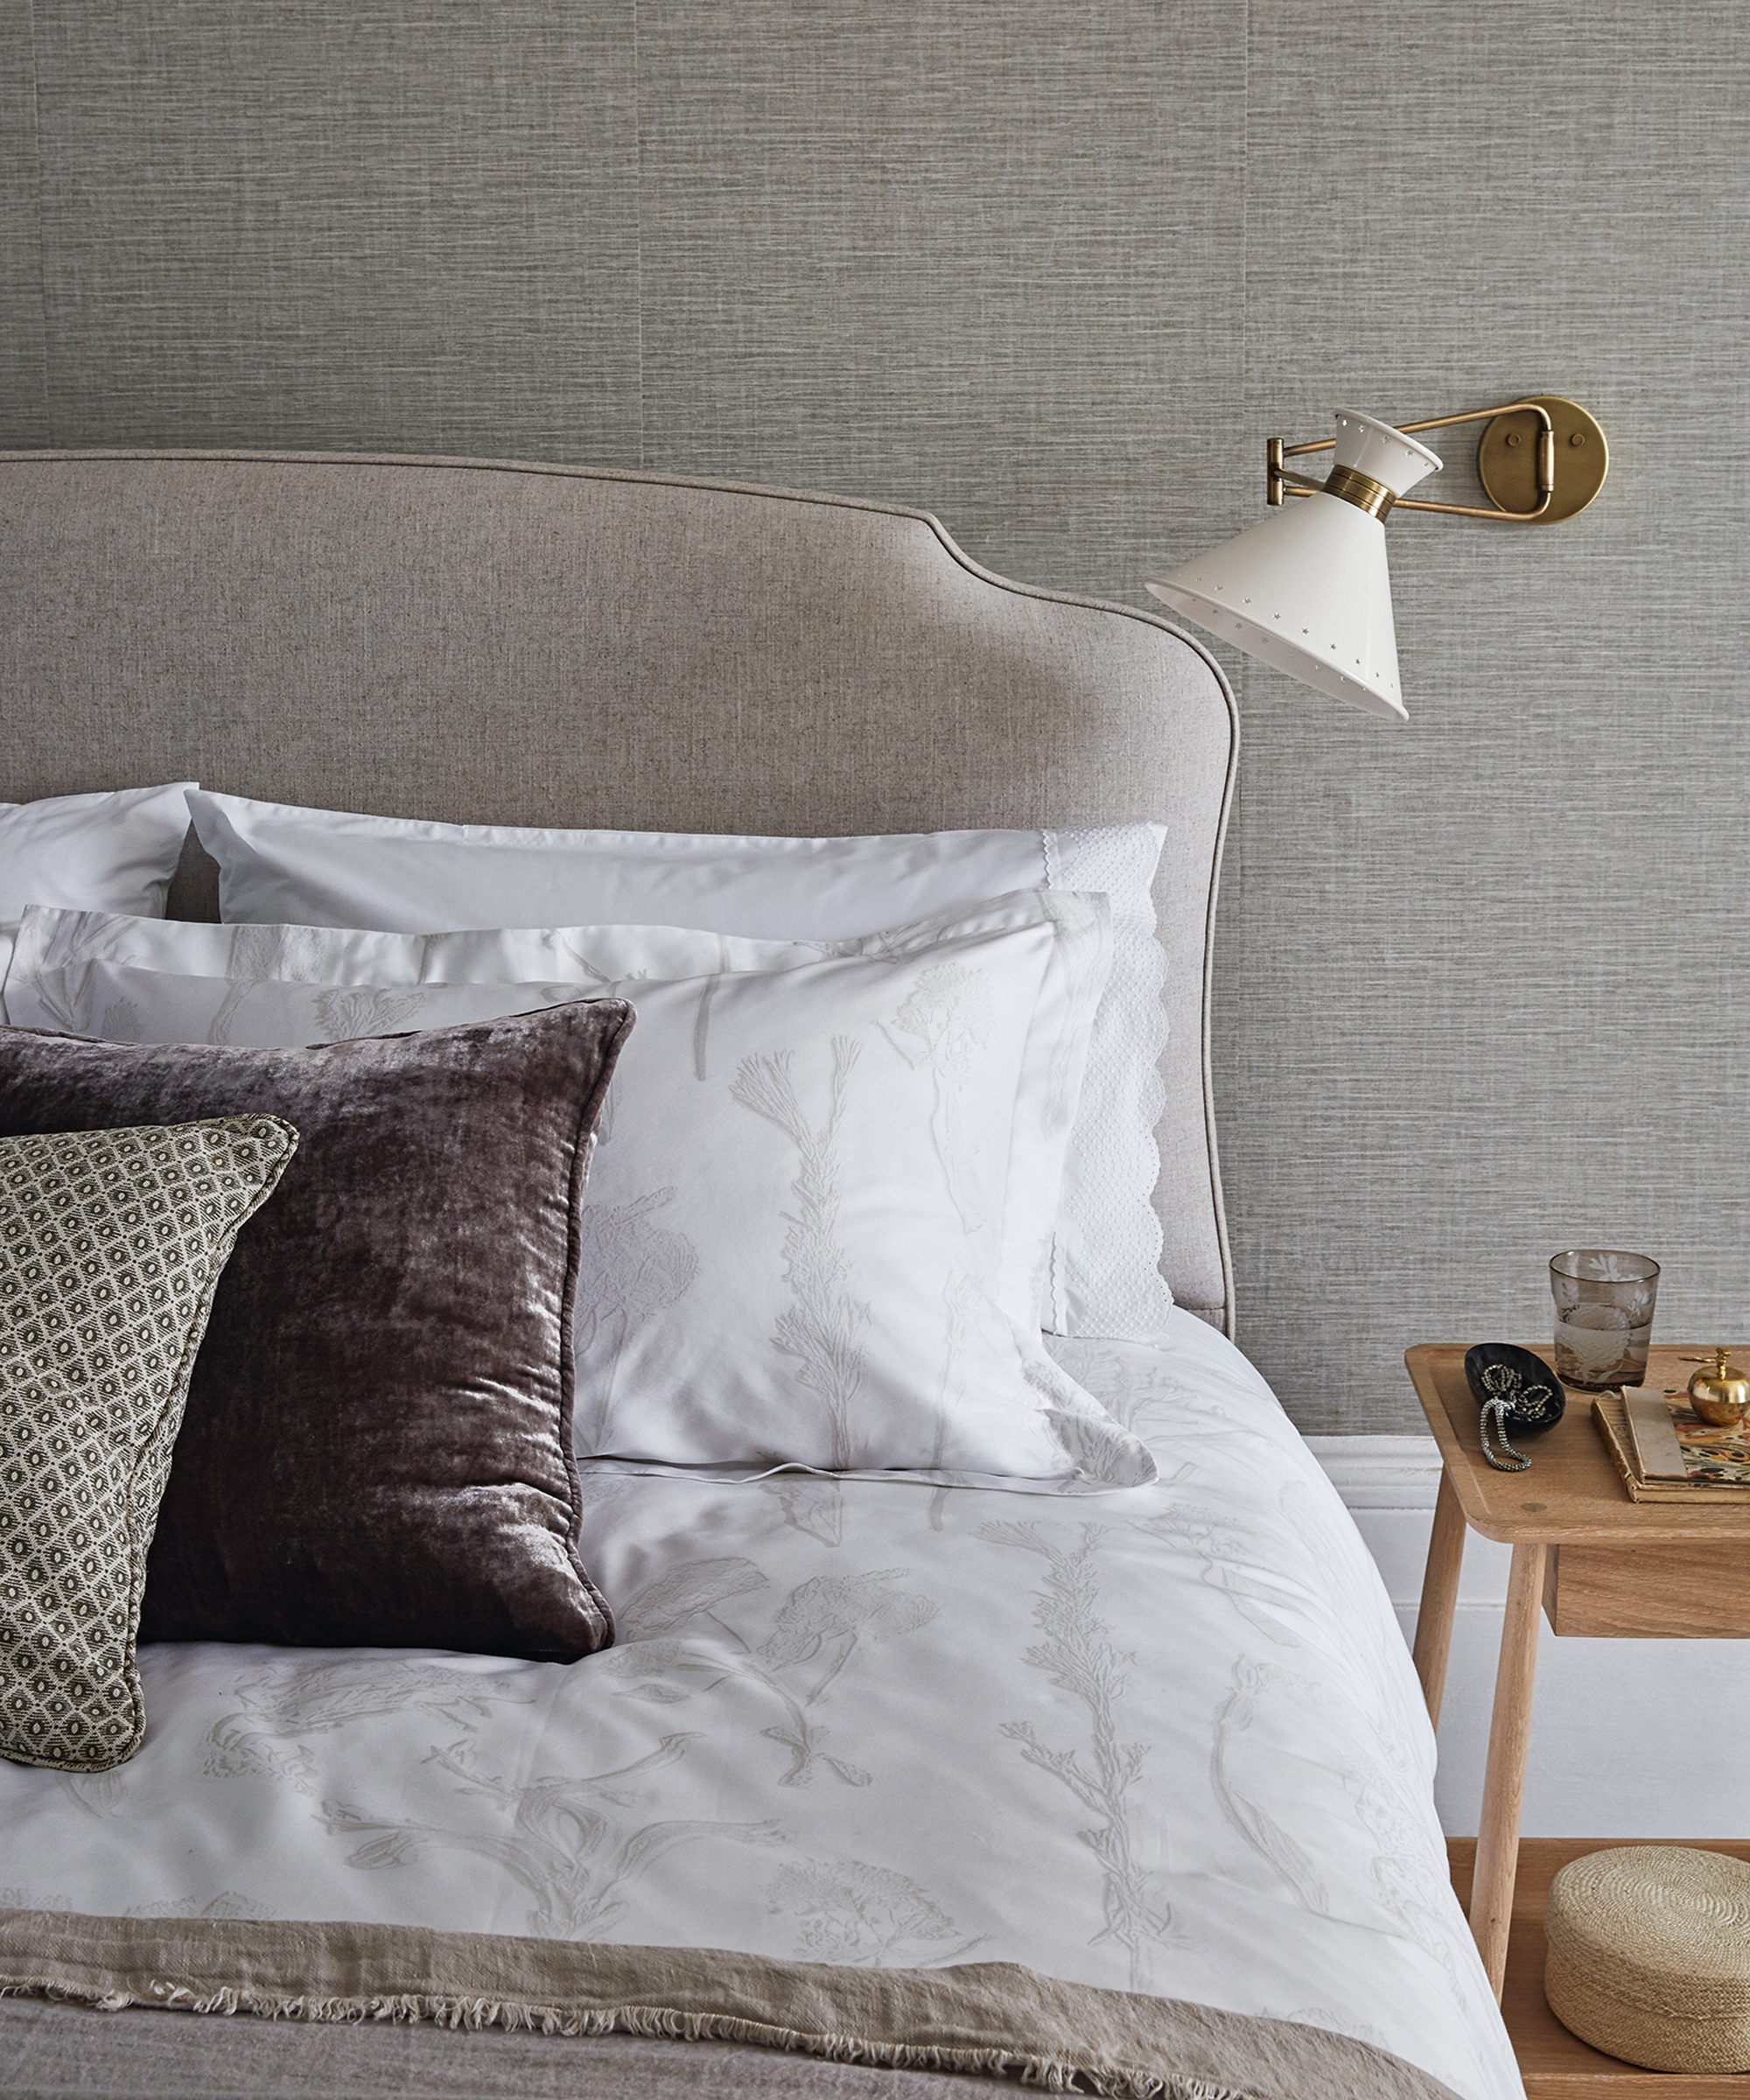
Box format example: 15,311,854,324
0,452,1519,2100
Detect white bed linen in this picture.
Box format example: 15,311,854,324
0,782,196,1022
0,1317,1516,2100
185,794,1176,1342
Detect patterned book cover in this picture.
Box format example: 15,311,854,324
1593,1395,1750,1502
1658,1387,1750,1487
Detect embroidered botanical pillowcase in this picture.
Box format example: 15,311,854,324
10,891,1096,1342
1,1116,298,1771
10,895,1154,1487
185,792,1174,1342
0,1004,634,1660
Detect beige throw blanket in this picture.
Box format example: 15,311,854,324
0,1908,1457,2099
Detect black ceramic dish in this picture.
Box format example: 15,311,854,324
1464,1342,1567,1437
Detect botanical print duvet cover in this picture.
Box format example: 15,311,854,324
0,1316,1520,2100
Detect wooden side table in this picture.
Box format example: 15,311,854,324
1406,1344,1750,2002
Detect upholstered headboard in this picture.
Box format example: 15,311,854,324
0,450,1237,1330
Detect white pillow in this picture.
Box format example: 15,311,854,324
186,790,1173,1341
0,784,195,1020
9,890,1093,1338
12,894,1152,1488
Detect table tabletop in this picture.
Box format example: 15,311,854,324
1406,1343,1750,1545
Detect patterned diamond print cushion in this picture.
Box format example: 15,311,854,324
0,1116,297,1772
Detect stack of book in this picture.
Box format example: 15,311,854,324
1593,1387,1750,1501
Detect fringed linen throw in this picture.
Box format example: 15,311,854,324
0,1908,1460,2099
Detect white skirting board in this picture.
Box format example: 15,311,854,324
1308,1435,1750,1838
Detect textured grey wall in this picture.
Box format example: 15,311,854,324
3,0,1745,1431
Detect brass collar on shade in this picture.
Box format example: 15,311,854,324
1321,464,1396,521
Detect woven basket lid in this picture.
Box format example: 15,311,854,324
1547,1847,1750,2016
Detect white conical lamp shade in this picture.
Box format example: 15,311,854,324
1145,410,1443,722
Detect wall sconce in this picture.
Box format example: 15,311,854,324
1146,395,1607,721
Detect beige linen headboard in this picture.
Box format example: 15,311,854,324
0,450,1237,1330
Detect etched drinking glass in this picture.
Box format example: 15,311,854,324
1549,1250,1660,1390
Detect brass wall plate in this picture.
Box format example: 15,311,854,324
1477,395,1607,523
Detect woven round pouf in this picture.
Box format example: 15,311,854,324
1545,1846,1750,2072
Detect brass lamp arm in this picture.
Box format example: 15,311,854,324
1268,399,1564,522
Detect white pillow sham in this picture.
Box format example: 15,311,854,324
186,790,1174,1341
12,894,1152,1488
8,891,1093,1334
0,784,195,1020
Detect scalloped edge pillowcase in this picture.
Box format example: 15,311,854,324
185,791,1173,1343
0,784,196,1022
9,893,1156,1488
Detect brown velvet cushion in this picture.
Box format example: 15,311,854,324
0,1004,634,1662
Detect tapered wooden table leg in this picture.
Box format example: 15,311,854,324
1468,1540,1547,1998
1412,1468,1466,1728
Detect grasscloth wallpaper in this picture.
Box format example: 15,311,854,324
3,0,1744,1432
